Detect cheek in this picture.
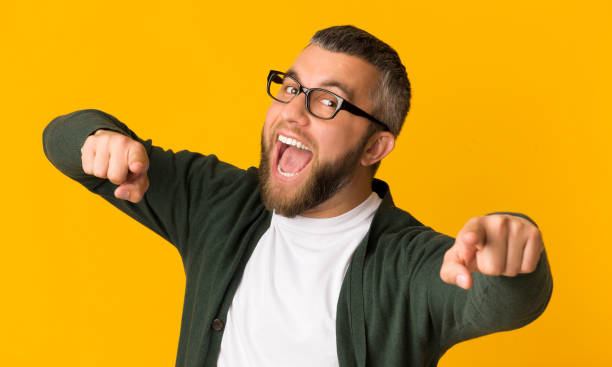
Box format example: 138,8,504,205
264,102,282,126
316,128,357,162
321,116,367,155
262,105,278,141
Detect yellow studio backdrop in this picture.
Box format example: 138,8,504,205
1,0,610,365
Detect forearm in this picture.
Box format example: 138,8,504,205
465,212,552,328
466,249,552,327
433,247,552,353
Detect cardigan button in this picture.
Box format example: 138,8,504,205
211,318,224,331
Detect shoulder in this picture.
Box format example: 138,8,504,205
367,204,454,274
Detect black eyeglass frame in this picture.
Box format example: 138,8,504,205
267,70,390,132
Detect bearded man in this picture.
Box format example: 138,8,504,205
43,25,552,367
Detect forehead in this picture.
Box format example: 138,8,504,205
288,45,380,104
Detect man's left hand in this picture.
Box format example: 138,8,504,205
440,214,544,290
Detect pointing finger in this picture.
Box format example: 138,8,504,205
440,217,489,289
457,217,487,251
114,169,149,203
440,248,473,290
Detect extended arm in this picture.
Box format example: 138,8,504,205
42,108,244,258
414,213,553,354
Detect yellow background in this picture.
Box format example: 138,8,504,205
1,0,610,365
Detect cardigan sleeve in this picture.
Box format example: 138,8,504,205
408,213,553,355
42,108,245,259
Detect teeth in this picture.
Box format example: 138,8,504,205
277,163,296,177
278,134,310,151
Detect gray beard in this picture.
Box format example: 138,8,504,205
258,130,370,218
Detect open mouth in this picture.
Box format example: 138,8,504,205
275,133,313,178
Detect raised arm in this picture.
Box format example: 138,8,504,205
411,213,553,355
42,109,245,259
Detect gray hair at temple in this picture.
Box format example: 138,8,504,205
310,25,411,138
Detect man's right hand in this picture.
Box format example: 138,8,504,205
81,129,150,203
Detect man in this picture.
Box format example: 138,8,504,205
43,25,552,367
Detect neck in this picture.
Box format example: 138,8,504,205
300,168,373,218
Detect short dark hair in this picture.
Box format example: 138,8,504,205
310,25,411,138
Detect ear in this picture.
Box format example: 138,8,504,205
360,131,395,167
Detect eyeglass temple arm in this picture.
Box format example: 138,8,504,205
341,102,390,131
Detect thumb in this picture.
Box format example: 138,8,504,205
114,170,149,203
127,142,149,174
440,248,473,290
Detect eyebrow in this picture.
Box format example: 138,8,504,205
286,68,354,101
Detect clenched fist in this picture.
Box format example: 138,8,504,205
440,214,544,290
80,129,150,203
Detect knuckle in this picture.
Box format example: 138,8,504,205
116,134,132,147
132,141,147,157
521,258,539,273
81,157,90,173
486,267,503,276
93,166,106,178
503,267,519,277
107,172,123,184
93,129,109,137
109,135,129,152
497,215,510,229
529,227,543,242
510,217,525,231
467,216,483,227
522,264,536,274
129,139,142,148
97,133,110,144
520,265,533,274
478,258,503,275
83,136,95,148
488,214,510,232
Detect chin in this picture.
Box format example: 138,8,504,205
259,163,313,218
258,124,366,218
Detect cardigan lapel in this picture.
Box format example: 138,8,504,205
346,179,396,367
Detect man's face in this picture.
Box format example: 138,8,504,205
259,45,380,217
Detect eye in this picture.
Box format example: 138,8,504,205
321,98,337,108
285,86,299,95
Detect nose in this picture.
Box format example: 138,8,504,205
279,90,310,126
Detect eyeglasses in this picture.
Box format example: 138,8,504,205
266,70,389,131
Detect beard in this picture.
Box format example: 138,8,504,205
258,127,373,218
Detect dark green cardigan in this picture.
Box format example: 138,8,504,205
43,109,553,367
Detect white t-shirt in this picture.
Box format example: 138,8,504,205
217,192,383,367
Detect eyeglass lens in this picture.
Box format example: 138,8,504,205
268,73,340,119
